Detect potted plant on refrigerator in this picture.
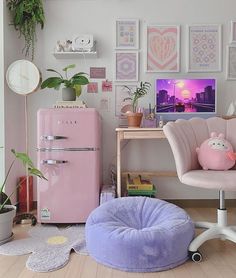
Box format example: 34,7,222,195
41,64,89,101
125,81,151,127
0,149,46,245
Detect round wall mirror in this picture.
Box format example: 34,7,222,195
6,60,41,95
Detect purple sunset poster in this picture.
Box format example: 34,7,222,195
156,79,216,113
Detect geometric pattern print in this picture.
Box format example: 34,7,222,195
229,46,236,78
147,26,178,71
116,52,137,80
189,26,220,71
191,31,217,66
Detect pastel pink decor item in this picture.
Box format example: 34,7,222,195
196,132,236,171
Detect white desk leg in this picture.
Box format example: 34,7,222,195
117,131,121,197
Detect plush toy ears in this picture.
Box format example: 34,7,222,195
210,132,225,139
218,133,225,139
210,132,217,138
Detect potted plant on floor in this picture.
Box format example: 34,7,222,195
41,64,89,101
125,82,151,128
0,149,46,244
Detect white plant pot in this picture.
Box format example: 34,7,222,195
0,205,16,242
62,87,76,101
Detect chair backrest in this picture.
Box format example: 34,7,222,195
163,117,236,180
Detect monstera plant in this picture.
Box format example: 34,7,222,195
6,0,45,60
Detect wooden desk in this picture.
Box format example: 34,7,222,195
116,128,176,197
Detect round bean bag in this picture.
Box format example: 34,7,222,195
85,197,194,272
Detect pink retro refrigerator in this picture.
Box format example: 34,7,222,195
37,108,101,223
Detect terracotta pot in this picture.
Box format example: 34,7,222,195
127,112,143,128
0,205,16,243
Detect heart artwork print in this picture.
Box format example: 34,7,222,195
147,26,180,72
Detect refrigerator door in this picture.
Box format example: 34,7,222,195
37,108,100,149
37,150,100,223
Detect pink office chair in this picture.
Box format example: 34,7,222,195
163,117,236,262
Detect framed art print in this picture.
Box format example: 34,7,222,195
227,45,236,80
115,19,139,49
115,84,137,116
115,51,139,82
230,21,236,43
146,25,180,72
187,24,222,72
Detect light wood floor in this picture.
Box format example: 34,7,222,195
1,208,236,278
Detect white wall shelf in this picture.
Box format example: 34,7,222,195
52,51,98,59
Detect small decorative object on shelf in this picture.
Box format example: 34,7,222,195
142,104,156,128
72,35,94,52
53,36,97,59
41,64,89,101
158,116,164,128
55,40,73,52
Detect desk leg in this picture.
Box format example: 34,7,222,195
117,131,121,197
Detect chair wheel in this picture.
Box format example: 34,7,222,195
189,251,202,262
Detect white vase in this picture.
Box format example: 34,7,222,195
0,205,16,243
62,88,76,101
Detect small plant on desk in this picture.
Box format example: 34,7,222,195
124,82,151,128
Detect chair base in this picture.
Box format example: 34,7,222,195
189,208,236,252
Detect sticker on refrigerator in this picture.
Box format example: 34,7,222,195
41,208,51,220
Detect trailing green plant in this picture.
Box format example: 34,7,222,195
41,64,89,98
125,82,151,113
0,149,47,214
6,0,45,60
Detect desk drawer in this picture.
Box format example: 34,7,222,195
123,130,165,139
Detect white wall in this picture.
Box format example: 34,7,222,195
27,0,236,200
3,3,26,203
0,0,5,185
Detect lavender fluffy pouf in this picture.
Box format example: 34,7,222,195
85,197,194,272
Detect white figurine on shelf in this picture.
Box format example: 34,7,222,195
55,40,72,52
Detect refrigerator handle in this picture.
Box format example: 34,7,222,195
41,135,68,141
42,159,68,165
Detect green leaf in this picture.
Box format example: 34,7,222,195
73,84,82,97
71,76,89,86
46,69,63,78
62,64,76,72
29,168,48,180
11,149,34,168
72,72,88,78
41,77,63,89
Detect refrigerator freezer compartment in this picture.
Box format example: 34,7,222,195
37,108,101,149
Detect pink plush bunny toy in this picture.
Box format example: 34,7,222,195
196,132,236,170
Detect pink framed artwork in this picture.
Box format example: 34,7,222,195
115,19,139,49
226,45,236,80
87,82,98,93
146,25,180,72
230,21,236,43
187,25,222,72
115,51,139,81
102,80,112,92
90,67,106,79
